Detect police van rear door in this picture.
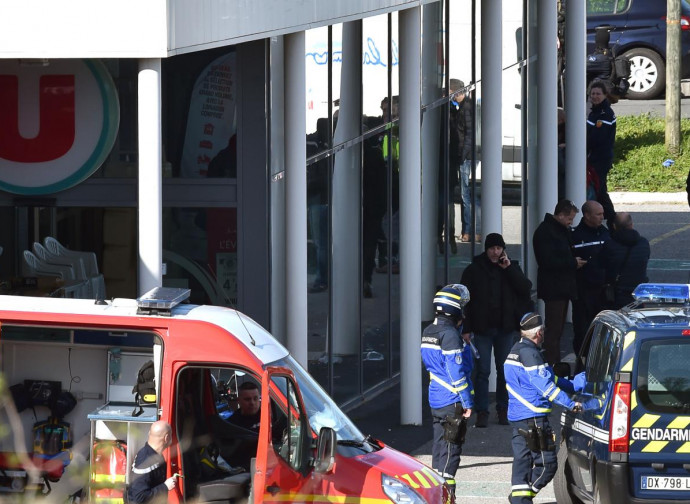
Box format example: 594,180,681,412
629,329,690,500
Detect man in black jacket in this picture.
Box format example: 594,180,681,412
533,200,586,366
571,201,609,355
461,233,532,427
601,212,650,309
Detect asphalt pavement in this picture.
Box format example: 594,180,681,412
347,196,689,503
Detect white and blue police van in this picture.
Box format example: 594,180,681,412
555,283,690,504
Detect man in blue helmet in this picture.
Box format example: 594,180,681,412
421,283,474,493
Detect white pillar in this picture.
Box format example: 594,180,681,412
138,59,163,296
480,0,503,235
399,6,423,426
421,3,442,322
332,21,362,355
526,0,540,286
565,0,587,207
285,32,309,367
537,0,558,220
270,36,287,344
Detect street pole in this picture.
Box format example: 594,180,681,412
667,0,681,156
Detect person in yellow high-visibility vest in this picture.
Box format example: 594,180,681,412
379,96,400,273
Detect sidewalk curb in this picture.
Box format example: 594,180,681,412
609,192,687,205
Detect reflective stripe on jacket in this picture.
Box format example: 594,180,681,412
504,337,575,422
421,316,474,410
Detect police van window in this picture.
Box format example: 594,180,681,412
637,340,690,414
586,324,622,396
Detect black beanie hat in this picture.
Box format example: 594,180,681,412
484,233,506,251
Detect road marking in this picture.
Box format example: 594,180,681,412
648,259,690,270
649,223,690,246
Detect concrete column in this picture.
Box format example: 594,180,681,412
270,36,287,344
480,0,503,235
421,2,442,322
399,6,423,426
285,32,308,367
565,0,587,207
537,0,558,220
332,21,362,355
526,0,540,286
137,58,163,295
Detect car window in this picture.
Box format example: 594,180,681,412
587,0,630,15
586,324,622,396
637,340,690,414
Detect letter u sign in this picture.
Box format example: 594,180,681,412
0,59,119,195
0,74,75,163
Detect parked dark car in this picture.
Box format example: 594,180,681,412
586,0,690,99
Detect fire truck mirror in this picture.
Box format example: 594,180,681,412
314,427,336,474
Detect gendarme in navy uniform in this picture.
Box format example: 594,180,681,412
128,420,178,504
421,284,474,494
503,313,582,504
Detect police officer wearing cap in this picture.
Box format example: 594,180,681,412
421,284,474,493
504,312,582,504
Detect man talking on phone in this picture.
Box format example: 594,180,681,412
460,233,532,427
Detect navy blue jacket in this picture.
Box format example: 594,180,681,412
449,96,473,166
571,221,609,289
128,443,168,504
587,98,616,178
504,337,577,422
601,227,650,308
421,317,474,410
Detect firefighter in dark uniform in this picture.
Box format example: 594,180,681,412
421,284,474,494
128,420,178,504
504,313,582,504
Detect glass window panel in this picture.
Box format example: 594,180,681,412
363,135,390,389
0,206,136,299
306,154,331,392
162,49,238,179
448,0,477,266
422,1,445,108
163,207,237,306
362,14,391,135
306,26,331,156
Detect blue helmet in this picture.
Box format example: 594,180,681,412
433,284,470,319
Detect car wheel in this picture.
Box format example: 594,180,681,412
553,445,583,504
622,48,665,100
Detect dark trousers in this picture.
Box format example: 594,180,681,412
431,403,465,487
572,286,604,355
597,179,616,223
543,299,569,366
474,328,517,413
510,417,558,504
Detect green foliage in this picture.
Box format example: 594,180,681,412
586,0,627,15
608,114,690,192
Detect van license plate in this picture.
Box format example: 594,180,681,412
642,476,690,490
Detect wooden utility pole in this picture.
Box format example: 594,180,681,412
667,0,681,156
